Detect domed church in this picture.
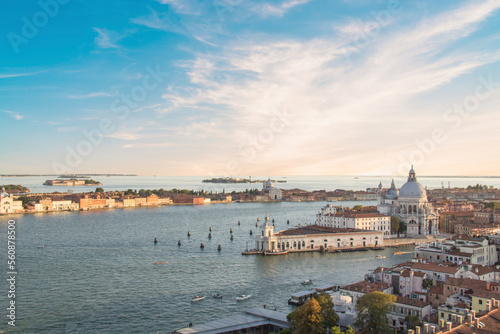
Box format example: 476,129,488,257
377,167,439,237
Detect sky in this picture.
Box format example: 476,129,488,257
1,0,500,176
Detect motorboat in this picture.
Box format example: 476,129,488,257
301,280,313,285
212,293,223,299
375,255,386,259
191,295,205,302
393,251,404,255
236,294,251,301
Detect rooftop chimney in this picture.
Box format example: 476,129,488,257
468,313,473,324
446,322,452,332
431,325,436,334
457,315,463,325
415,326,421,334
408,330,414,334
440,319,445,329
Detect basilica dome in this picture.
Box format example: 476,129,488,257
399,167,427,199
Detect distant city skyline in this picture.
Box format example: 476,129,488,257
2,0,500,176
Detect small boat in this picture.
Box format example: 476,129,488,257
37,245,45,249
375,255,386,259
191,295,205,302
213,293,223,299
393,251,404,255
263,250,288,256
301,280,313,285
236,294,251,301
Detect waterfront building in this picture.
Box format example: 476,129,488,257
262,179,282,200
78,195,107,210
0,187,23,214
51,199,79,211
415,236,498,266
254,218,383,252
176,307,290,334
315,204,391,236
377,167,439,237
146,194,159,205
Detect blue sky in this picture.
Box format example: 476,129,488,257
1,0,500,176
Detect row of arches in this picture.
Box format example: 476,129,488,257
276,236,379,250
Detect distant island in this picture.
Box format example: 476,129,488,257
1,184,30,193
0,174,136,177
43,179,102,186
202,177,287,184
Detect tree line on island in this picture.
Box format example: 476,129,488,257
272,291,421,334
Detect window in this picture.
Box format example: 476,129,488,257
479,299,483,305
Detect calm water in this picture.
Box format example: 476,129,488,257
0,200,418,333
1,175,499,194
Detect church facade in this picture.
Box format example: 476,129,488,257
377,167,439,237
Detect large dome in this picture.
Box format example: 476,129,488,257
399,167,426,198
399,181,426,198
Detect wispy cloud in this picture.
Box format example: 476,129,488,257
159,0,500,175
93,27,124,49
2,110,24,120
155,0,201,15
69,92,116,99
252,0,311,17
0,70,45,79
130,7,187,35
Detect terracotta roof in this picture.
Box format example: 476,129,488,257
448,249,472,257
396,296,430,308
436,307,500,333
428,285,444,295
445,277,490,292
274,225,378,236
409,262,460,275
472,290,500,299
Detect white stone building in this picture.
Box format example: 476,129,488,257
0,188,23,214
377,167,439,237
262,179,282,200
415,237,498,266
316,204,391,236
254,217,384,252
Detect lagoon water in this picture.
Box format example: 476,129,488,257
0,175,497,333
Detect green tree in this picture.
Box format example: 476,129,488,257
422,278,434,290
352,205,363,211
17,196,31,205
404,315,423,331
314,293,339,330
354,291,396,334
287,298,324,334
331,325,355,334
390,216,400,236
95,187,104,193
485,202,499,210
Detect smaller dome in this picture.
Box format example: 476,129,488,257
385,188,399,200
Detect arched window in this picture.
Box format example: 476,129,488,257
286,242,289,248
293,241,297,248
302,241,305,247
